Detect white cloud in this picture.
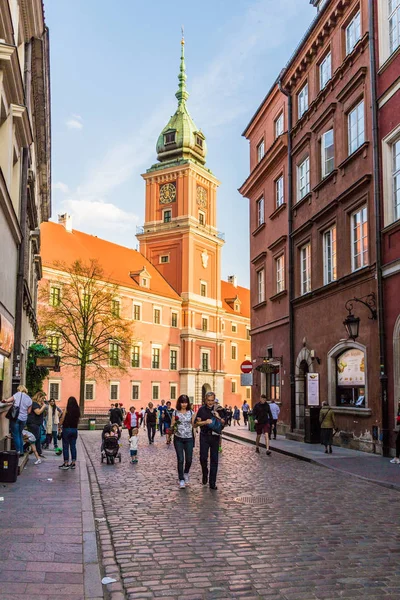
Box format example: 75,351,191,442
53,181,69,193
61,198,139,237
66,114,83,130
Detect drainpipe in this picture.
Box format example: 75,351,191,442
278,75,295,431
368,0,389,456
12,40,32,393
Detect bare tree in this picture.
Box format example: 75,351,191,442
38,259,134,411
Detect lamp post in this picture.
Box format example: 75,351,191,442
343,293,377,340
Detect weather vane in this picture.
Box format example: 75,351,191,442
181,25,185,43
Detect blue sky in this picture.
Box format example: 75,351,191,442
45,0,316,288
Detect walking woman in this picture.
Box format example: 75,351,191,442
44,398,62,449
319,401,336,454
27,391,47,456
171,395,196,489
3,385,32,455
144,402,157,444
58,396,81,470
233,405,240,426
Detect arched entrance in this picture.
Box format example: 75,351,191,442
295,347,314,430
202,383,211,404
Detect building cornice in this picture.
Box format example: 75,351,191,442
239,134,287,198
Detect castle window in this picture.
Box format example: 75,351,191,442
163,209,172,223
165,131,176,144
199,211,205,225
160,255,169,264
196,135,203,148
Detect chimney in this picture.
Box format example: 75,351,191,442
228,275,237,288
58,213,72,233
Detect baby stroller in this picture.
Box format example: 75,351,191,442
101,424,122,464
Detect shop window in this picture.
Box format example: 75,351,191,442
336,348,366,406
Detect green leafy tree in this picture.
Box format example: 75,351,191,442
38,259,134,412
26,344,50,396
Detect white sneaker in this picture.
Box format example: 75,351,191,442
184,473,190,485
179,480,186,489
390,457,400,464
34,459,42,465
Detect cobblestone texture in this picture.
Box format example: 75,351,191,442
81,431,400,600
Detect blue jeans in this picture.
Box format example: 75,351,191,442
62,428,78,462
159,419,166,435
10,419,26,454
173,436,194,481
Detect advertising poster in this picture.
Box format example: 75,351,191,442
307,373,319,406
337,349,365,387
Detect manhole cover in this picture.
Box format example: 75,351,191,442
234,495,269,505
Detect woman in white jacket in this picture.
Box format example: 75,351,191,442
44,398,62,450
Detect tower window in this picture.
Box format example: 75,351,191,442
196,135,203,148
160,255,169,264
163,210,172,223
165,131,176,144
199,212,205,225
200,282,207,297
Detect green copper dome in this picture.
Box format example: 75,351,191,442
156,38,207,166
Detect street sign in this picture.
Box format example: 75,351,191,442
240,360,253,374
241,373,253,386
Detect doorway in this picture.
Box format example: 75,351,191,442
201,383,211,404
295,347,314,431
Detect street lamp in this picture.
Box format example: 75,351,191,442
343,293,377,341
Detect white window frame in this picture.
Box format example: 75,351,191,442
231,380,237,393
132,344,141,368
133,302,141,321
297,157,310,201
49,285,61,307
48,380,61,401
323,226,337,285
392,137,400,221
201,349,210,372
276,176,284,208
109,342,119,367
169,348,178,371
200,281,207,297
170,384,177,401
275,112,284,138
298,83,309,118
319,51,332,90
346,11,361,55
390,0,400,55
201,316,208,332
276,255,285,293
348,101,365,155
382,124,400,225
199,211,206,225
351,206,368,271
160,254,170,264
231,343,238,360
171,311,178,327
321,129,334,178
257,268,265,304
110,381,120,401
152,383,160,401
231,323,237,333
85,381,96,401
163,208,172,223
153,306,161,325
256,196,265,227
257,139,265,162
132,382,141,401
300,243,311,295
151,345,161,369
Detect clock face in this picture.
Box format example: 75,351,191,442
159,183,176,204
196,186,207,208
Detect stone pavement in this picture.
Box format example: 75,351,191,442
81,429,400,600
0,439,103,600
223,425,400,491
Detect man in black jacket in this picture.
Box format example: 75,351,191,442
195,392,225,490
253,394,273,455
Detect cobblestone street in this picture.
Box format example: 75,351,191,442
81,430,400,600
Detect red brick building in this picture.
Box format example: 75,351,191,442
241,0,394,453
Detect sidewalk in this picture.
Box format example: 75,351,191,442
223,425,400,492
0,440,104,600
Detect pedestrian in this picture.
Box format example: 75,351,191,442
164,401,174,446
242,401,250,425
44,398,62,449
390,401,400,464
171,394,196,489
58,396,81,470
253,394,273,455
129,427,139,463
22,429,42,464
119,403,126,418
233,405,240,426
144,402,157,444
109,403,123,426
140,407,145,427
124,406,141,437
195,391,225,490
3,385,32,456
158,399,167,436
225,406,233,427
27,391,47,457
269,399,280,440
319,401,336,454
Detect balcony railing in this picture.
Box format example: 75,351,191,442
136,223,225,241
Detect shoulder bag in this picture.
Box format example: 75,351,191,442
6,392,22,421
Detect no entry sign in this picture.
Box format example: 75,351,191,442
240,360,253,374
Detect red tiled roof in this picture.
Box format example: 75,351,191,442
221,280,250,318
40,222,181,301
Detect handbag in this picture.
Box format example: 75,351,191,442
207,416,223,435
5,392,22,421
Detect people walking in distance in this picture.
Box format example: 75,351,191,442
129,428,139,463
124,406,141,437
27,391,47,457
319,401,336,454
158,399,167,436
242,401,250,426
171,395,196,489
44,398,62,449
144,402,157,444
253,394,273,455
233,405,240,426
164,401,174,446
225,406,233,427
140,407,145,427
58,396,81,470
195,391,225,490
390,401,400,464
269,399,280,440
109,403,123,426
3,385,32,455
119,403,126,418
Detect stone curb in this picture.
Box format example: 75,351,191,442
81,435,127,600
222,430,400,493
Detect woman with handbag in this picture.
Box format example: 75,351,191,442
171,395,196,488
319,401,337,454
3,385,33,455
58,396,81,470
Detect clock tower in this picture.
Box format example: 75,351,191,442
137,37,225,402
